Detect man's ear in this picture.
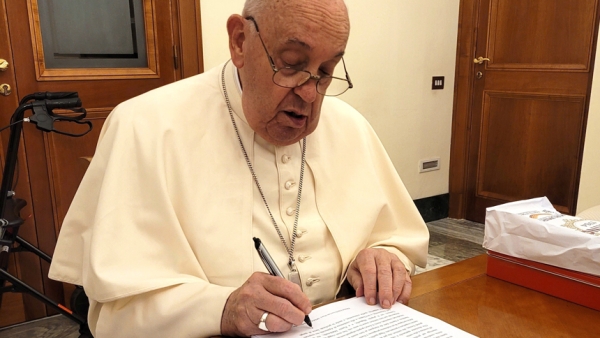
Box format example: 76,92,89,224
227,14,246,68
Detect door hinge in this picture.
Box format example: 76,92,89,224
173,45,179,70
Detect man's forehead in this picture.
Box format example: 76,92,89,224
262,0,349,36
285,37,312,51
282,37,347,59
252,0,349,56
265,0,347,14
272,16,349,54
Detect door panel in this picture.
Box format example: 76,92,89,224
477,92,585,211
450,0,599,223
488,0,596,70
0,0,202,327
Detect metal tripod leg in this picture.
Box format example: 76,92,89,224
14,235,52,263
0,268,85,325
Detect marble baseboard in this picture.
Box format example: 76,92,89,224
428,231,487,263
414,194,449,223
415,218,486,275
426,218,485,245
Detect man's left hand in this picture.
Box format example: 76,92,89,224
346,248,411,309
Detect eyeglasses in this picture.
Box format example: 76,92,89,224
245,16,353,97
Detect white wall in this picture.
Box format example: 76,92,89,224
577,35,600,214
342,2,459,200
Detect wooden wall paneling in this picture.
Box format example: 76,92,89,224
0,121,52,322
0,259,27,326
477,93,528,199
483,72,591,94
0,136,28,327
464,0,492,223
0,0,22,326
487,0,596,71
170,0,182,78
0,0,51,324
19,124,61,320
476,92,586,212
174,0,204,78
449,0,480,219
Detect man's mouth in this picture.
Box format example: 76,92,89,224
283,110,308,127
285,110,304,118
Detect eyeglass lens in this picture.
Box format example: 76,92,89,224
272,70,350,96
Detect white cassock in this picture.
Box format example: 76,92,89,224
49,61,429,337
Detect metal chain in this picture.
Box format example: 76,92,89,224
221,61,306,266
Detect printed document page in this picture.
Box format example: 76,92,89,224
252,297,477,338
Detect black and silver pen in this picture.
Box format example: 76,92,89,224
253,237,313,328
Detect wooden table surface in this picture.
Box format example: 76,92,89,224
409,254,599,337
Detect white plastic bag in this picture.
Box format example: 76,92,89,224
483,197,600,276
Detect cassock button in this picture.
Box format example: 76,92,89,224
306,278,320,287
281,155,290,163
285,181,295,190
286,207,295,216
298,255,311,263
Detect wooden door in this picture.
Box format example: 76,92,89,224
450,0,600,223
0,0,202,327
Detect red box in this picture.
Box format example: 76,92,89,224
486,251,600,311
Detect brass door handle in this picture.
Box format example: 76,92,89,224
0,59,8,71
0,84,11,96
473,57,491,64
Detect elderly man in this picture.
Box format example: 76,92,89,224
49,0,429,337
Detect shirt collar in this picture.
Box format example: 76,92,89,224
223,60,247,124
233,66,243,93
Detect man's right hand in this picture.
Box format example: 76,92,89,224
220,272,312,336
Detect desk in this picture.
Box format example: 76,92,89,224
410,254,599,337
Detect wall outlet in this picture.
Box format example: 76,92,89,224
419,157,440,173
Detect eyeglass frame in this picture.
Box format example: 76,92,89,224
244,16,353,96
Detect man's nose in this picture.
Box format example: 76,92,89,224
293,79,318,103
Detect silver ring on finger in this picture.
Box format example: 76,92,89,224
258,311,270,332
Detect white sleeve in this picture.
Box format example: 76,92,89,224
89,283,236,337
